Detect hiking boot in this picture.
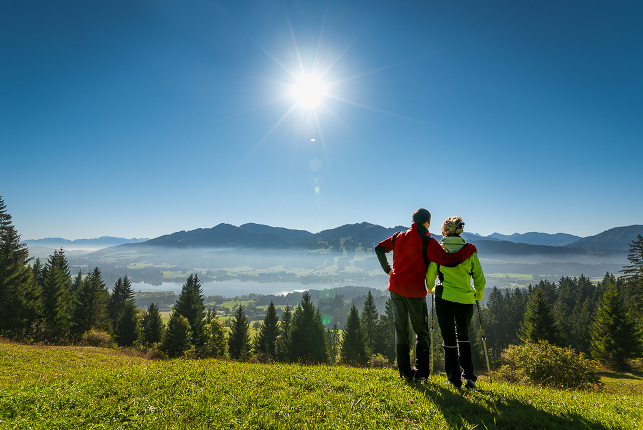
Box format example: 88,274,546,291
413,343,431,381
464,379,477,390
446,380,462,389
396,345,414,382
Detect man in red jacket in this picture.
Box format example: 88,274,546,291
375,208,477,381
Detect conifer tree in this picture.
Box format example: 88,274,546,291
622,234,643,281
591,284,641,371
73,267,111,338
173,274,206,350
573,297,596,355
485,287,509,361
621,235,643,328
253,301,280,360
141,303,164,345
340,305,368,366
326,323,341,364
0,197,38,338
289,292,328,364
203,307,227,359
161,313,192,358
31,258,44,285
71,271,83,296
108,276,134,329
39,249,73,342
519,286,563,346
276,304,292,362
228,305,251,361
360,290,379,356
115,301,140,347
375,297,396,362
554,275,597,349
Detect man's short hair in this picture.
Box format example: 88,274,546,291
412,208,431,225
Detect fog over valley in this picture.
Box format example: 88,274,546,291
24,223,642,298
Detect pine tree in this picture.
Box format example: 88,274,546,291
70,271,83,296
554,275,597,349
72,267,110,339
276,305,292,362
573,297,596,355
326,323,341,364
591,284,641,371
115,301,140,347
161,313,192,358
340,305,368,366
108,276,135,329
203,307,227,359
0,197,38,338
621,235,643,328
253,301,280,360
289,292,328,364
173,274,206,350
622,234,643,281
228,305,251,361
485,286,508,362
141,303,164,345
360,291,379,356
508,287,530,345
519,286,563,346
39,249,73,342
375,297,396,362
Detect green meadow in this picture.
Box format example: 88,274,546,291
1,342,641,429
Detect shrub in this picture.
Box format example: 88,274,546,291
249,353,275,364
497,341,601,390
369,354,392,369
80,330,113,348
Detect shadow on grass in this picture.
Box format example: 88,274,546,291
598,371,643,381
412,381,609,430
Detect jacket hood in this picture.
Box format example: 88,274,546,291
439,235,466,253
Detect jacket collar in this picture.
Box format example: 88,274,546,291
440,235,465,245
413,222,430,237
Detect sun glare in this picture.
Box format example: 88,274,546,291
291,74,327,110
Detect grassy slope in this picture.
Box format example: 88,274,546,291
0,342,641,430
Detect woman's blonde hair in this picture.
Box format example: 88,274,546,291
441,216,465,237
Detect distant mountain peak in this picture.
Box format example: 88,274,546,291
488,232,581,247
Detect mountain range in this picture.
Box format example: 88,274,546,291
130,222,643,254
26,223,640,291
25,224,643,255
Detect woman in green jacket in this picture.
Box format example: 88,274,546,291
426,216,485,389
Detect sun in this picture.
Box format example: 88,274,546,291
290,74,328,110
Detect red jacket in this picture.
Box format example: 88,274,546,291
375,223,477,298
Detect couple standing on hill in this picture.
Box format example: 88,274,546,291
375,208,486,389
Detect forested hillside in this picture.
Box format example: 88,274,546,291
2,196,642,377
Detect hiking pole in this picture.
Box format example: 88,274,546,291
475,300,492,384
430,293,434,374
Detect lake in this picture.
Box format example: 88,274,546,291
131,279,380,298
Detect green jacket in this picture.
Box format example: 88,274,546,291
426,236,485,304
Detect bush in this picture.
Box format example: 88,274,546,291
80,330,113,348
249,353,275,364
497,341,601,390
369,354,392,369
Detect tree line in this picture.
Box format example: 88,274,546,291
480,269,642,371
1,196,642,371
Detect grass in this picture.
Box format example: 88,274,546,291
1,342,641,429
599,371,643,396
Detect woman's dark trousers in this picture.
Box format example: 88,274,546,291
435,297,475,387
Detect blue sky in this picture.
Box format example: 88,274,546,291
2,1,642,240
